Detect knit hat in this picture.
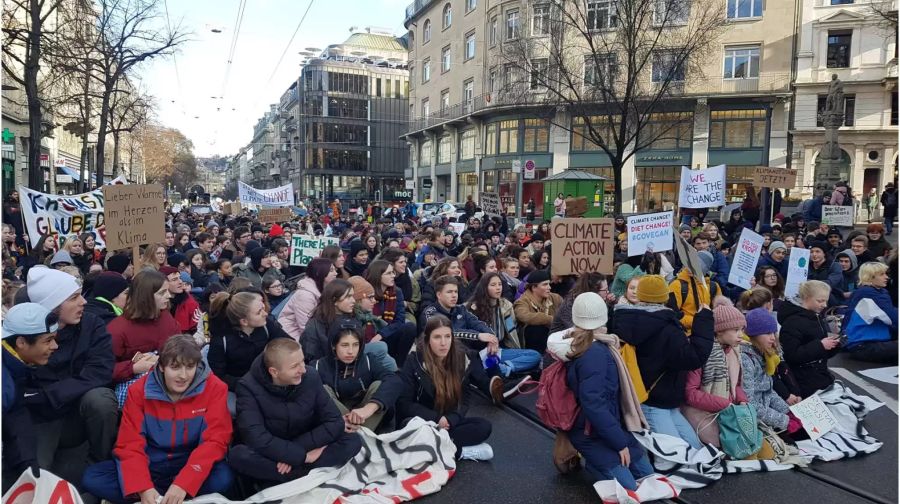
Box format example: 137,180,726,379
826,229,842,239
530,233,545,243
92,272,129,300
808,241,829,254
349,239,368,259
697,250,714,276
774,213,785,223
106,253,131,274
50,250,73,266
713,304,746,333
745,308,778,337
572,292,608,330
2,303,59,339
244,240,262,254
180,271,193,285
27,267,81,311
768,241,786,254
251,224,264,234
249,247,270,270
526,269,550,285
159,266,179,276
269,223,284,238
167,252,187,268
206,220,219,229
678,224,691,233
347,276,375,302
637,275,669,304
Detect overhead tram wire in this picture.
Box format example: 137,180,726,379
163,0,185,115
264,0,315,90
220,0,248,101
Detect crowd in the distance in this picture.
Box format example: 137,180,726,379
1,186,897,502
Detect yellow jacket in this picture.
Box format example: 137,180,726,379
668,269,719,334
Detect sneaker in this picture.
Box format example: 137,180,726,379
503,376,535,400
489,376,504,406
460,442,494,461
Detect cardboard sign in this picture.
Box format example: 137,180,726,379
18,185,107,248
258,207,293,223
238,181,295,207
564,196,588,217
480,192,502,216
673,226,705,282
290,235,340,267
627,211,673,256
678,165,726,208
550,218,615,275
753,167,798,189
224,202,242,215
822,205,854,226
784,247,810,301
789,393,839,441
102,184,165,250
727,227,765,290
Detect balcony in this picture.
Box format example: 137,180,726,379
687,72,791,96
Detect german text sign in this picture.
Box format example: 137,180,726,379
290,235,340,267
627,211,673,256
258,207,293,223
822,205,854,226
678,165,726,208
753,167,797,189
789,393,839,441
727,227,765,290
550,218,615,275
480,192,502,216
18,185,107,248
102,184,165,250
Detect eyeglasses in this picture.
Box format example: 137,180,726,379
365,294,376,300
764,274,778,279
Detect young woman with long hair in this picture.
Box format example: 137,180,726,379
754,266,785,309
300,279,360,363
365,260,417,366
141,243,168,271
62,236,92,275
277,257,337,340
380,247,418,322
22,234,56,278
322,244,350,279
552,272,614,334
186,249,211,292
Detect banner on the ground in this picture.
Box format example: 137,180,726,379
790,393,839,441
678,165,726,208
257,207,293,223
822,205,854,226
627,211,673,256
2,468,85,504
550,218,615,275
238,181,295,207
784,247,810,300
290,235,339,266
480,192,501,216
102,184,165,250
727,227,765,290
753,167,797,189
18,185,107,248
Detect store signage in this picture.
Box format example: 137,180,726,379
423,178,433,189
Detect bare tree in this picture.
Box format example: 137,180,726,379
108,85,151,177
140,122,196,194
869,0,898,29
494,0,726,213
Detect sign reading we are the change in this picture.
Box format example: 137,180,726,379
678,165,726,208
238,181,295,207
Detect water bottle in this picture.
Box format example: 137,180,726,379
484,353,500,370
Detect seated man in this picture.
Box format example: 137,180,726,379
228,338,362,487
2,303,60,492
82,334,234,503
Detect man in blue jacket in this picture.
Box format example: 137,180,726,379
803,191,831,223
691,233,730,284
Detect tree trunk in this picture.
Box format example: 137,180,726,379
78,61,91,192
94,89,111,186
26,0,44,190
112,130,120,177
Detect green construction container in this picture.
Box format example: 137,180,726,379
541,170,608,218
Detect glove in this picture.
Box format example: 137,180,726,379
787,411,803,434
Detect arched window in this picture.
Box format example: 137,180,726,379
443,4,452,29
423,19,432,43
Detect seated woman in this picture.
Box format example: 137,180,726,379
300,279,360,363
82,334,233,504
778,280,841,398
740,309,797,435
513,269,563,354
314,326,403,432
553,272,615,334
278,258,337,340
365,260,418,367
842,262,898,363
754,266,786,311
546,293,652,490
398,315,494,461
419,257,470,312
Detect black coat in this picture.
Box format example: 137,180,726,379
84,297,119,325
613,304,714,409
300,314,360,364
208,317,291,391
313,334,402,412
235,354,347,467
777,301,838,398
397,349,488,426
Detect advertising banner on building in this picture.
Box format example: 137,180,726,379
238,181,295,207
18,185,106,248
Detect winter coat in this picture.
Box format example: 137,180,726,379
739,342,790,431
807,259,843,302
468,298,521,349
233,263,284,289
804,197,826,223
419,303,493,350
277,277,320,340
313,331,402,411
681,346,749,447
513,290,563,334
2,344,38,474
868,237,893,259
108,311,181,383
777,301,839,398
170,292,201,334
668,269,716,334
836,250,859,299
208,317,292,391
419,275,470,313
84,297,121,325
115,361,231,498
234,354,347,467
843,286,897,349
758,254,788,280
397,349,488,426
613,304,715,409
300,314,360,363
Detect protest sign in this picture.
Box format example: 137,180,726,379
627,211,673,256
673,226,705,281
727,228,765,290
480,192,502,216
190,205,212,215
18,185,107,248
678,165,726,208
719,202,741,223
290,235,340,267
790,393,839,441
102,184,165,251
822,205,854,226
224,202,242,215
448,222,466,235
784,247,810,301
550,218,615,275
564,196,588,217
753,167,797,189
258,207,293,223
238,181,294,207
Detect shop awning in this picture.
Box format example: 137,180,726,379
57,165,81,181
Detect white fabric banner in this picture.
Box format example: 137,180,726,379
678,165,726,208
2,469,85,504
18,185,107,248
238,181,295,207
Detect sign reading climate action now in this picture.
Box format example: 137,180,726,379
627,211,673,256
290,235,340,267
550,218,615,276
102,184,165,250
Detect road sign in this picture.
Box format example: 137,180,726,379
524,159,535,180
512,160,521,173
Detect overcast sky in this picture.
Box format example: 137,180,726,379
138,0,407,158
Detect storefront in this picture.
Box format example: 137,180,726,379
481,154,550,217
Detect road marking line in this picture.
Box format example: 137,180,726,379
831,367,898,415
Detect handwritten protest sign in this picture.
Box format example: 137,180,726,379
224,202,242,215
753,167,797,189
789,394,839,441
785,247,810,301
102,184,165,250
448,222,466,235
480,192,502,216
627,211,673,256
18,185,107,248
822,205,854,226
550,218,615,275
678,165,726,208
290,235,340,267
727,228,765,290
258,207,293,223
238,181,295,207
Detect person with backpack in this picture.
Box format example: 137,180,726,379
668,255,719,335
545,293,652,490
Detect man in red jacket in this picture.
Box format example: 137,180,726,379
82,334,233,503
161,266,200,333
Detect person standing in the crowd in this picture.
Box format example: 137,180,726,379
804,191,831,224
278,258,336,340
554,192,566,217
465,194,477,221
741,186,761,227
842,262,897,363
778,280,840,398
866,187,879,223
881,182,897,236
84,272,130,325
513,270,562,354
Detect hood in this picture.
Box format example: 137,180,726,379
297,276,320,297
148,358,211,403
613,303,681,345
249,353,301,398
836,250,858,272
547,328,575,362
328,320,366,358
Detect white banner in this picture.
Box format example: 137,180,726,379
18,185,107,248
784,247,810,301
822,205,854,226
3,469,85,504
627,211,673,256
727,227,764,289
238,181,295,207
678,165,726,208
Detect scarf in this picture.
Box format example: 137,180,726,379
700,343,731,400
354,306,387,343
374,286,398,323
95,297,124,316
593,331,649,433
741,333,781,376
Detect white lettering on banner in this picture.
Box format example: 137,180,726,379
821,205,854,227
727,227,765,290
290,235,340,267
678,165,726,208
627,211,673,256
238,181,295,207
790,394,840,441
784,247,810,301
18,185,107,248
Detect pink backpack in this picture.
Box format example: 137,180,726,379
535,359,580,431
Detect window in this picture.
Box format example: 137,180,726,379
506,9,520,40
571,116,617,151
490,16,499,46
726,0,762,19
463,79,474,112
817,94,856,126
652,51,684,82
420,140,432,166
395,78,402,98
892,93,898,126
827,30,852,68
385,79,391,97
441,46,451,72
723,46,760,79
466,0,477,12
440,89,450,112
530,58,548,89
709,109,766,149
642,112,693,150
584,53,618,88
654,0,689,25
489,67,499,93
523,118,549,152
423,20,432,43
443,3,452,29
831,0,854,4
375,78,382,97
587,0,617,31
504,63,518,87
465,32,476,60
533,4,551,36
438,134,452,164
498,119,519,153
460,128,476,159
484,122,497,155
421,98,430,118
423,58,431,83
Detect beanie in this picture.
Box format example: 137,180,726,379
159,266,179,276
713,304,746,333
349,239,367,259
269,223,284,238
106,253,131,274
768,241,786,254
92,272,129,301
50,249,73,266
167,252,187,267
27,267,81,311
347,276,375,302
206,220,219,229
697,250,714,276
678,224,691,233
244,239,262,254
637,275,669,304
527,269,550,285
572,292,608,330
808,241,829,254
745,308,778,337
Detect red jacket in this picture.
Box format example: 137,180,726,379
114,363,232,498
172,294,200,333
108,311,181,383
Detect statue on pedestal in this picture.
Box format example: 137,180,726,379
815,74,846,192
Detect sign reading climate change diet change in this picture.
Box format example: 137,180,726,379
678,165,726,208
238,181,295,207
627,211,673,256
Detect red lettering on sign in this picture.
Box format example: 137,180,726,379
6,482,35,504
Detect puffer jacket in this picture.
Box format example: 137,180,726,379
300,314,360,363
777,300,839,397
277,277,320,340
668,269,715,334
397,349,488,426
739,342,790,431
208,317,292,390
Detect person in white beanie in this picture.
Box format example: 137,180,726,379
23,266,118,488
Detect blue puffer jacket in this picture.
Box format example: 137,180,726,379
843,286,897,349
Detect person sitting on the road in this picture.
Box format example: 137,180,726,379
300,279,361,363
778,280,841,398
83,271,129,325
842,262,897,364
740,309,796,435
513,269,563,354
364,260,417,367
277,258,336,340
